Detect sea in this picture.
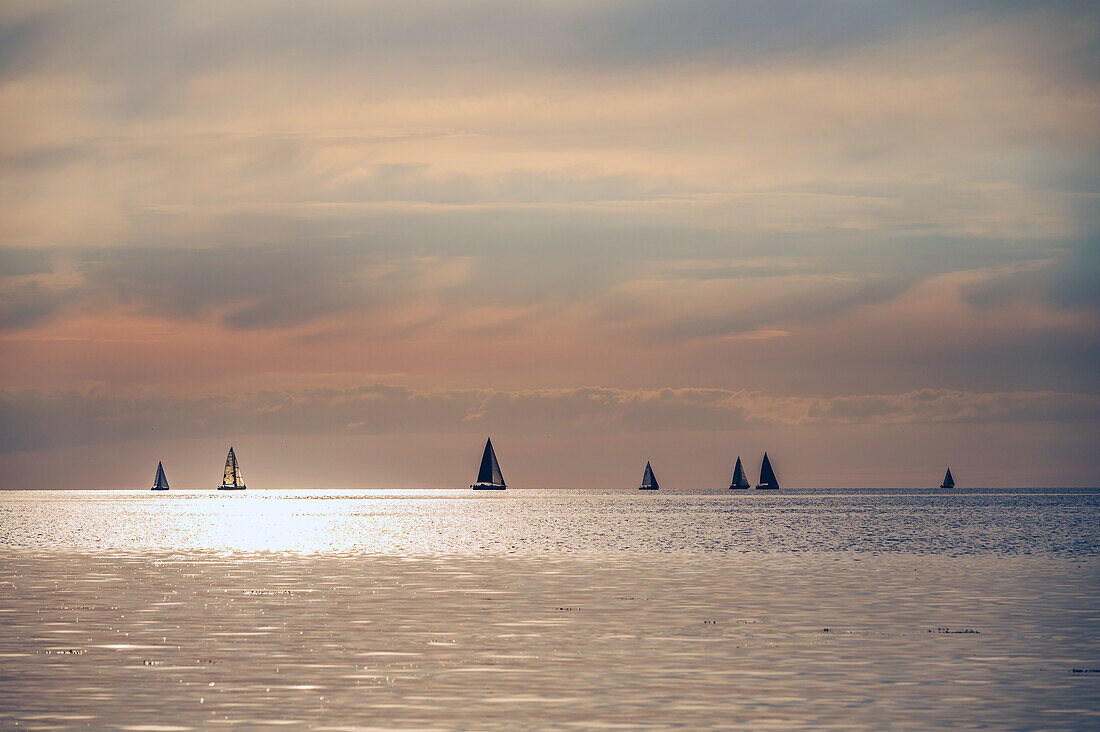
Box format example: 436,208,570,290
1,487,1097,730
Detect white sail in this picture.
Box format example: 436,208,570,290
219,447,246,489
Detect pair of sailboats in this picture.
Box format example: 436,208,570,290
638,452,779,491
728,453,778,490
149,447,247,491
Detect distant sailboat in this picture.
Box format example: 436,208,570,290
755,452,779,489
940,468,955,489
639,461,660,490
151,461,170,491
729,456,750,489
471,437,507,490
218,446,247,490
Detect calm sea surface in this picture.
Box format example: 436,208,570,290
1,488,1098,729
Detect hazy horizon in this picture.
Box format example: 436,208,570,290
2,1,1098,488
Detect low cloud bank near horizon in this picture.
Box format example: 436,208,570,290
2,385,1097,453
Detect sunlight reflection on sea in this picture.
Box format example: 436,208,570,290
0,488,1097,729
0,487,1097,556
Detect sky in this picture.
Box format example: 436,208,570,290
1,1,1098,489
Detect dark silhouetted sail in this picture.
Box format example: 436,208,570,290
940,468,955,489
218,446,246,490
755,452,779,489
729,456,750,489
151,461,170,491
639,461,660,490
471,438,506,489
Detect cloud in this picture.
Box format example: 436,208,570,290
0,247,52,277
629,272,916,342
1051,238,1100,312
803,388,1100,424
2,384,1096,453
0,0,1097,409
0,279,75,330
0,222,1092,378
4,2,1095,88
960,242,1099,317
84,244,377,329
1047,200,1100,312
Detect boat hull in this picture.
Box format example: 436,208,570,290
217,486,246,490
754,485,779,490
729,485,749,490
150,487,169,491
638,487,659,490
471,483,506,490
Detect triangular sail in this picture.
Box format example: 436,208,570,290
152,461,169,490
941,468,954,488
640,461,659,490
476,438,505,486
758,452,778,488
730,457,749,489
222,447,245,488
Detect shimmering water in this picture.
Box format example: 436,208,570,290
2,488,1098,555
1,488,1098,729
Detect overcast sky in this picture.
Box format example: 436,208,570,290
1,1,1097,488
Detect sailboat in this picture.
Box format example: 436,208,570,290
471,437,507,490
638,461,660,490
755,452,779,489
940,468,955,489
217,446,247,490
150,461,170,491
729,456,750,489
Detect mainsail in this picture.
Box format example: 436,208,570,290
219,447,246,489
473,438,506,488
729,456,750,489
756,452,779,489
151,461,170,491
639,461,659,490
940,468,955,489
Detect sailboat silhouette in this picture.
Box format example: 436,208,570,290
729,456,750,489
755,452,779,490
151,461,170,491
471,438,507,490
